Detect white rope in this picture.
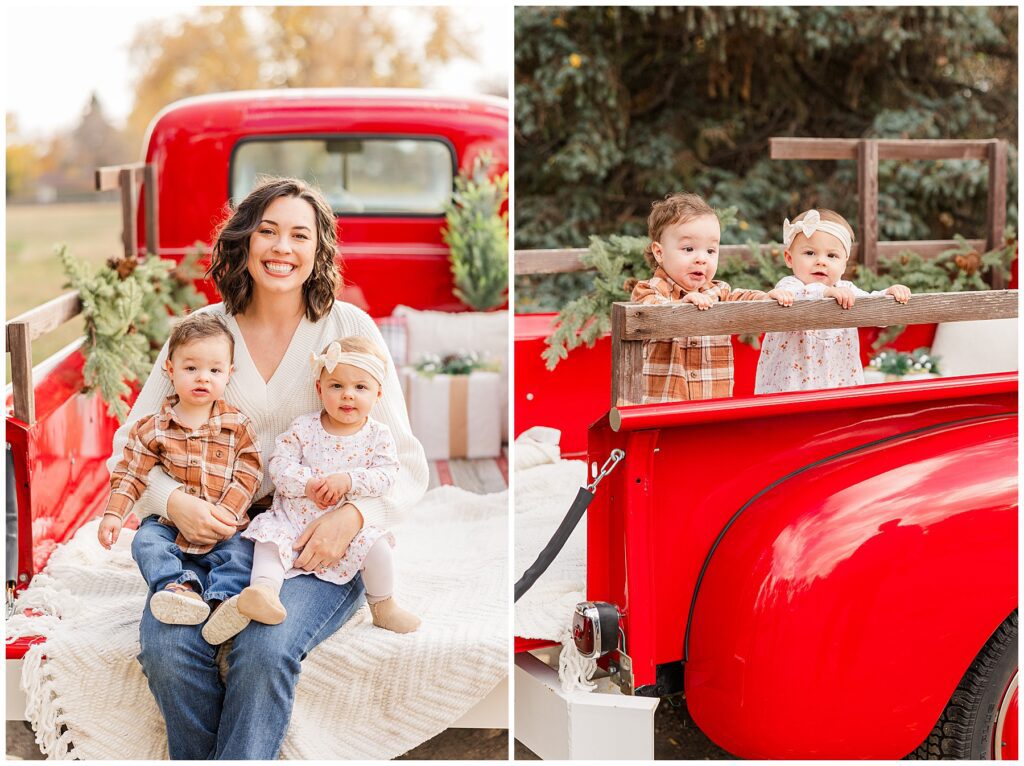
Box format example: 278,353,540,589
557,630,598,693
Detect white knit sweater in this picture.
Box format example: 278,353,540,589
106,301,428,529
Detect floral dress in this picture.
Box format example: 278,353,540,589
754,276,887,394
242,411,400,585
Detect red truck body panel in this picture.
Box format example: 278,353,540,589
141,89,509,316
514,316,936,455
584,373,1016,757
686,413,1017,758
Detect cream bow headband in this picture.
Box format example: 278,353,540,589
310,343,386,385
782,209,852,258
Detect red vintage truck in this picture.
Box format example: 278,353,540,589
514,138,1018,760
6,88,509,731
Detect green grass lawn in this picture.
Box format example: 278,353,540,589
6,202,122,381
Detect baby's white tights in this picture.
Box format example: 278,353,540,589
250,538,394,603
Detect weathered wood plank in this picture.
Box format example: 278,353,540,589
857,140,879,270
95,163,145,191
770,137,993,161
617,290,1018,340
6,292,82,343
987,140,1008,290
7,323,35,425
515,239,986,275
143,164,160,256
514,249,589,275
119,167,138,260
611,303,645,407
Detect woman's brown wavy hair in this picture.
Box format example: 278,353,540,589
207,177,339,322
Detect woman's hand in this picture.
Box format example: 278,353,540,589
166,488,237,546
292,502,364,572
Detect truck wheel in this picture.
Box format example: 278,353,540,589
908,611,1018,760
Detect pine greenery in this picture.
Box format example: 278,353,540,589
443,154,509,311
59,247,206,421
541,227,1017,368
515,7,1016,252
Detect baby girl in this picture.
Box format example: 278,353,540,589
236,335,420,634
755,208,911,394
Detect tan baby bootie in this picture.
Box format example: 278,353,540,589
201,595,251,645
237,583,287,625
368,597,421,634
150,582,210,625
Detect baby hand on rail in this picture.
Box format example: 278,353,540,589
766,288,794,307
824,285,857,309
885,284,911,304
684,292,714,311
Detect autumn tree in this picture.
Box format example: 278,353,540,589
6,113,39,200
125,6,475,148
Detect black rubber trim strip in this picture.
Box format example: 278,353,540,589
683,411,1016,662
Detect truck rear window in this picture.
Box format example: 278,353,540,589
231,137,455,215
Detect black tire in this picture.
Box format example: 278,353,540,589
907,610,1018,760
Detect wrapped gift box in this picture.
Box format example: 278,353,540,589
402,369,502,460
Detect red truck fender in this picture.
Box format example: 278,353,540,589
684,413,1018,759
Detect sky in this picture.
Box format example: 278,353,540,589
5,3,511,140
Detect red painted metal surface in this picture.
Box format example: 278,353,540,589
514,637,557,654
5,636,47,660
1000,684,1018,759
6,349,123,584
585,376,1016,699
514,314,610,456
613,372,1017,430
685,415,1017,758
514,317,936,454
141,90,509,317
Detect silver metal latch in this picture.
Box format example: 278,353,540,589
587,449,624,493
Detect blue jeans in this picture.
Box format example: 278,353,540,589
137,569,365,759
131,516,252,603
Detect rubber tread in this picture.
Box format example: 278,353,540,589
906,610,1018,760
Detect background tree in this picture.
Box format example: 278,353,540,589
6,114,39,200
514,6,1017,254
125,6,475,148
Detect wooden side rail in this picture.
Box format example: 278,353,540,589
6,292,83,425
518,137,1007,282
768,138,1000,161
96,161,159,259
610,290,1018,406
515,239,988,276
771,137,1007,281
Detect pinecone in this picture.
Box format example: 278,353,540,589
170,269,191,287
107,256,137,279
954,251,981,275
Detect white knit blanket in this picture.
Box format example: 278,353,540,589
513,459,596,691
7,485,507,760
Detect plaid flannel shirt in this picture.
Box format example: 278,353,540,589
631,268,768,403
105,395,263,554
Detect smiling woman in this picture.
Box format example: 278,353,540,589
209,178,340,324
99,175,430,759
